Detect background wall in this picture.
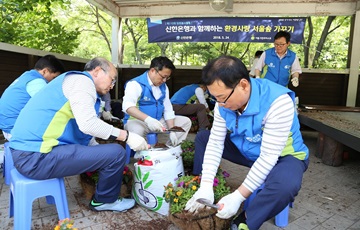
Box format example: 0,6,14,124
1,48,359,107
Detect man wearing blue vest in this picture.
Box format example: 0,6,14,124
0,55,65,140
255,31,301,87
122,56,191,146
10,57,148,212
185,56,309,230
171,83,211,131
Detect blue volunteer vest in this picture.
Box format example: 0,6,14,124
170,84,199,104
123,71,166,124
10,71,101,153
0,70,46,133
219,78,308,161
261,48,296,87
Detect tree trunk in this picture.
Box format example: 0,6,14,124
312,16,336,67
303,16,313,68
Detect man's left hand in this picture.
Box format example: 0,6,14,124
169,132,179,146
216,190,246,219
102,111,112,121
291,77,299,87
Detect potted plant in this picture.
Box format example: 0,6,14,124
180,140,195,173
164,168,232,230
54,218,77,230
80,166,133,200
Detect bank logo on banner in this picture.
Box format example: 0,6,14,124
147,17,306,44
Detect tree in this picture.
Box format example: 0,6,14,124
0,0,80,54
302,16,350,69
53,0,112,59
123,18,147,64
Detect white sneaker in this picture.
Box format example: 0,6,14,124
89,197,135,212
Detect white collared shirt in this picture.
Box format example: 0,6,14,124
122,73,175,120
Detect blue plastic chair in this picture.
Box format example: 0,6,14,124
3,142,13,185
125,133,158,164
243,183,292,228
5,143,70,229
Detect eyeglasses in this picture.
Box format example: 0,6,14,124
156,69,171,81
216,82,238,105
274,43,287,47
101,68,116,86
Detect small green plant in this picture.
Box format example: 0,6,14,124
54,218,77,230
180,140,195,172
163,168,231,214
84,166,132,185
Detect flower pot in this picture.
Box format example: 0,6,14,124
169,208,231,230
190,125,199,133
79,173,132,200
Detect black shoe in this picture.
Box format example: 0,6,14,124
231,211,249,230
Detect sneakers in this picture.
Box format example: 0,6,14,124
231,211,249,230
230,223,249,230
89,197,135,212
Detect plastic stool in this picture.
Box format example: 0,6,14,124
243,183,291,227
126,133,158,164
4,142,14,185
275,203,292,227
146,133,158,145
9,168,70,230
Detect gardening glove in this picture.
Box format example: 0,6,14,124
185,182,214,213
216,189,246,219
144,116,164,132
291,76,299,87
102,111,112,121
126,132,148,151
169,132,179,146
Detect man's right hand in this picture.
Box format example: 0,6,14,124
126,132,148,151
185,182,214,213
144,116,164,132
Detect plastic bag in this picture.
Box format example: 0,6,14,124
132,145,184,215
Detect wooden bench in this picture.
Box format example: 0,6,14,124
298,105,360,166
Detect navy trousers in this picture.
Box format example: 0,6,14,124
11,143,126,203
193,130,309,230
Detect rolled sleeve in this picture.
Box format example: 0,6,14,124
163,86,175,120
122,81,142,113
291,55,302,75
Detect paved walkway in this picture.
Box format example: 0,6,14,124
1,131,360,229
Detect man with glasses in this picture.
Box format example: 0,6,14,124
122,56,191,146
10,57,148,213
185,56,309,230
255,31,301,87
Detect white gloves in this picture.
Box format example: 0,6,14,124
216,190,246,219
144,116,164,132
102,111,112,121
185,182,214,213
291,77,299,87
169,132,179,146
126,132,148,151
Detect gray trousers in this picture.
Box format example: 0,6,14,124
172,104,210,130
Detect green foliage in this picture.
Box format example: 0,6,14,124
163,168,231,214
1,0,352,70
0,0,79,54
180,140,195,172
52,0,112,59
